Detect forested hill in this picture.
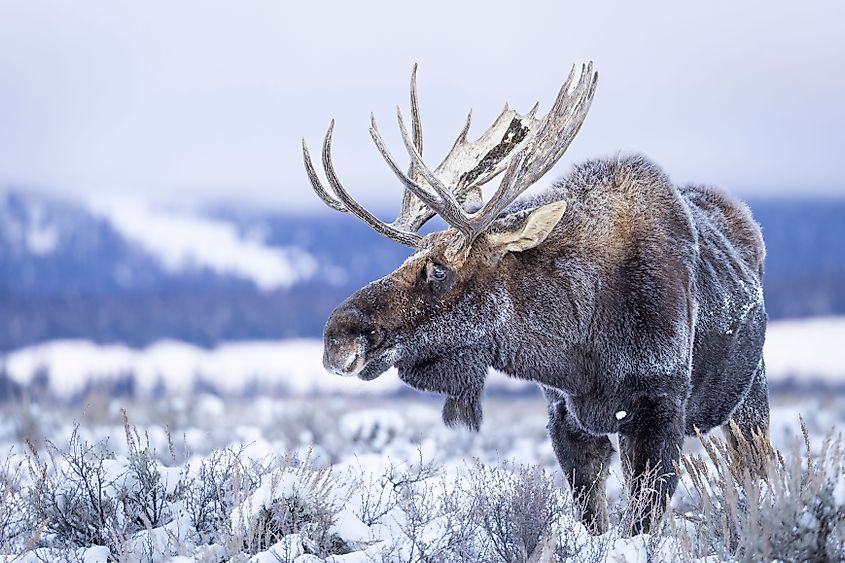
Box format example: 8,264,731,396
0,191,842,351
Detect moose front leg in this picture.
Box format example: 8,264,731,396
398,349,487,431
547,399,614,535
617,395,685,535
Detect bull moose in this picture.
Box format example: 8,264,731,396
302,63,770,535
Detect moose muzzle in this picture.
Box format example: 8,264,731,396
322,304,376,377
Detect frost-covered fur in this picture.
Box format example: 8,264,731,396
322,153,770,534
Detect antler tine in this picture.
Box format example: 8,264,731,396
302,135,346,213
409,63,424,156
391,63,437,233
521,63,597,187
395,108,475,234
447,110,473,154
368,114,453,219
302,121,422,247
532,64,580,144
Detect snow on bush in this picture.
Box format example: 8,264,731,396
230,454,368,558
0,396,843,561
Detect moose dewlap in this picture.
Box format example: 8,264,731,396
302,63,770,535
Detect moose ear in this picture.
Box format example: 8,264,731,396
485,200,567,253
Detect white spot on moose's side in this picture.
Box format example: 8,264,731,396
615,410,627,420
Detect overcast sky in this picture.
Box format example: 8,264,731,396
0,1,843,212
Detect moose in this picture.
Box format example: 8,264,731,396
303,63,770,535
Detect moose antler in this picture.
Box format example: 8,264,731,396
303,63,597,247
302,121,423,247
388,66,543,232
372,62,597,245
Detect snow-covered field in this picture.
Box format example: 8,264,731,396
3,317,845,399
0,317,843,561
0,391,843,562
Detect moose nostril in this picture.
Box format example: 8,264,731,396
333,305,369,332
323,335,365,375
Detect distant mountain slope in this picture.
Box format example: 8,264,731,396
748,199,845,318
0,189,842,351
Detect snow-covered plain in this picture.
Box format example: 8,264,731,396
1,317,844,561
3,317,845,399
0,393,843,562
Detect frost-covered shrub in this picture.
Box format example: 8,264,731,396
25,427,126,550
349,451,437,529
182,445,269,543
0,451,32,551
672,420,845,561
374,458,481,563
24,418,186,555
230,456,357,558
470,463,564,563
119,412,185,531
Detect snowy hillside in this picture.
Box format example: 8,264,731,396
87,196,318,290
1,189,843,352
0,191,319,292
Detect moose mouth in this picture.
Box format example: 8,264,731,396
323,338,398,381
355,354,394,380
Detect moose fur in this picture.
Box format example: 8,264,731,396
321,153,770,534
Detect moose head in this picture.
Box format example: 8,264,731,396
303,64,597,429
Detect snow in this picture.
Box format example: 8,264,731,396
2,338,401,397
16,548,111,563
126,513,194,560
0,196,60,255
330,509,373,544
250,535,305,562
833,473,845,507
763,316,845,383
1,393,843,562
2,317,844,399
87,195,317,290
82,546,110,563
25,222,58,255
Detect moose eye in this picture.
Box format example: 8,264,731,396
423,262,453,295
431,264,447,281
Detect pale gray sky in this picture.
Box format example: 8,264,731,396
0,1,843,211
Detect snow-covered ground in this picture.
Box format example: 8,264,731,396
3,317,845,399
1,317,844,560
0,393,843,561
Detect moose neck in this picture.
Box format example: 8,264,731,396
487,245,597,396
